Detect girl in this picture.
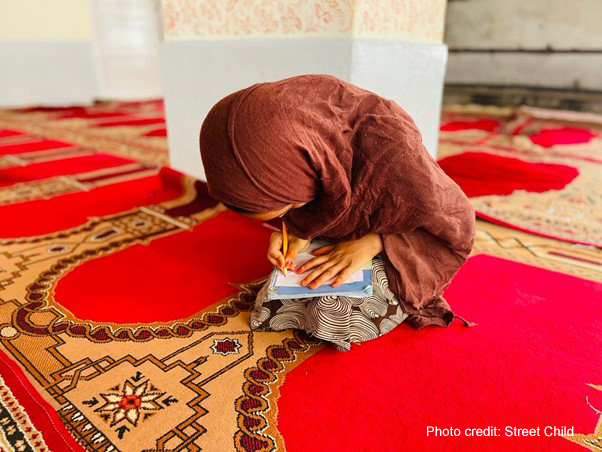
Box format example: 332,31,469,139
199,75,475,351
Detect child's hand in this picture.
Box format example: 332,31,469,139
267,232,310,270
295,233,382,289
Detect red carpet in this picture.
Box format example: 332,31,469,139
438,151,579,198
438,106,602,248
55,210,274,324
278,255,601,451
0,169,179,236
0,138,74,154
0,101,599,451
529,127,596,148
0,154,134,188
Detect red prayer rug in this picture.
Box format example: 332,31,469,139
438,105,602,248
0,101,600,451
0,100,168,167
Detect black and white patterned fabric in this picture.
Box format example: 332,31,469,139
250,258,408,351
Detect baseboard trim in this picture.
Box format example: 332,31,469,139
443,84,602,113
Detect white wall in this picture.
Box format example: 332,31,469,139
350,40,447,154
445,0,602,90
0,42,97,107
160,0,449,179
161,38,447,181
0,0,92,41
0,0,96,107
91,0,163,100
0,0,164,107
446,0,602,50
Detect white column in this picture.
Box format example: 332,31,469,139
160,0,448,180
91,0,163,100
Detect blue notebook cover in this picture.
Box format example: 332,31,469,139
266,241,373,300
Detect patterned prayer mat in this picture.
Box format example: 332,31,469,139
0,101,600,451
439,105,602,248
0,100,168,168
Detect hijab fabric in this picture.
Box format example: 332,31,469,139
200,75,475,328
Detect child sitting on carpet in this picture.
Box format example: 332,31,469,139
199,75,475,351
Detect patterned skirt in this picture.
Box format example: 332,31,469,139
249,258,408,351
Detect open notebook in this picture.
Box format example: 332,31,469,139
266,240,373,300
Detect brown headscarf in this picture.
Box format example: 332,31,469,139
200,75,475,328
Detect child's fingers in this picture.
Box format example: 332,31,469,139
307,263,343,289
311,245,334,256
284,240,303,269
331,265,356,288
267,232,284,267
267,253,284,268
295,255,329,274
299,258,336,286
267,250,285,268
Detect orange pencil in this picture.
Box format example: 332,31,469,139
281,221,288,276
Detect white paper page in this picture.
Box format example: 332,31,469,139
274,245,363,288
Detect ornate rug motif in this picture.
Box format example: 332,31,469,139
439,105,602,248
0,375,48,451
0,101,599,451
0,169,324,451
0,101,168,166
473,219,601,284
0,163,158,206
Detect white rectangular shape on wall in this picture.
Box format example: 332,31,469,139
0,41,97,107
351,40,447,156
161,38,447,181
447,53,602,91
91,0,163,100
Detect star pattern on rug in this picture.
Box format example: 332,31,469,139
210,337,242,356
95,379,165,428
